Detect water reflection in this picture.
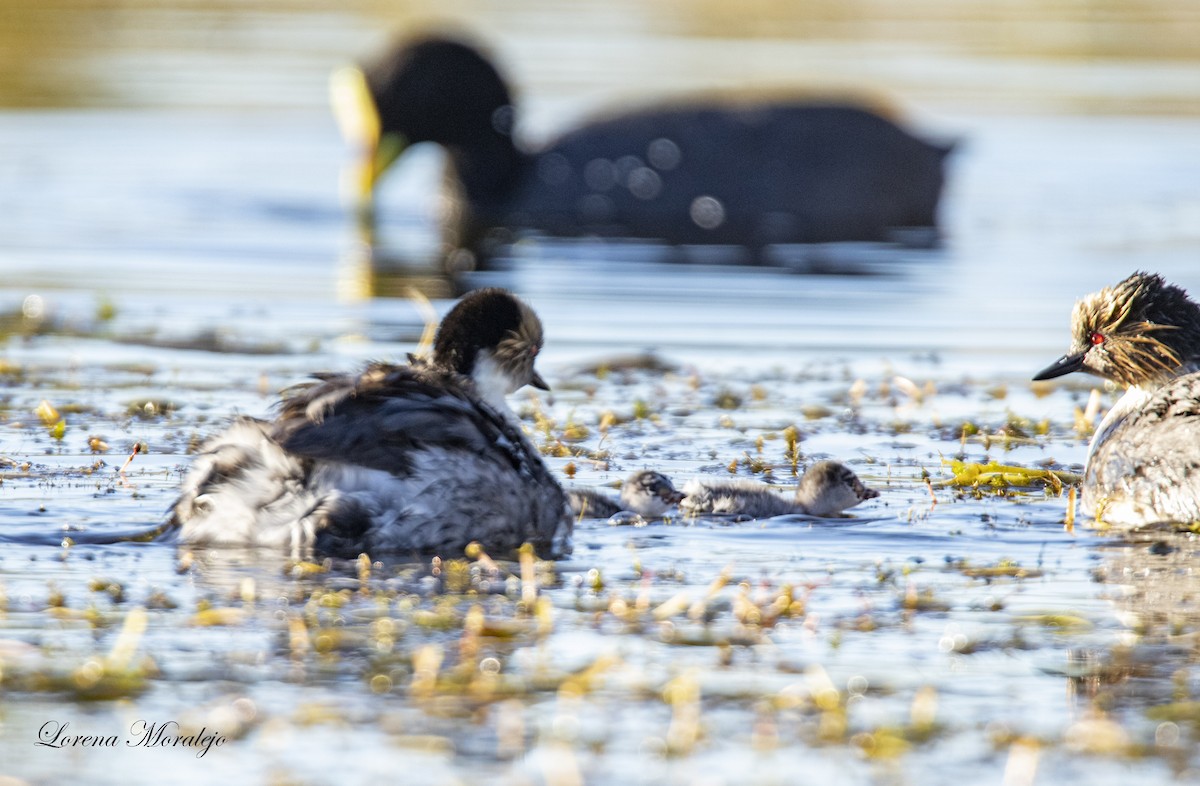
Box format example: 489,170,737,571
1056,531,1200,775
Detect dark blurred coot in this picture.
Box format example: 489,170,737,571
332,35,954,269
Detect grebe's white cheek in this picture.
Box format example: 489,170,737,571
472,353,521,410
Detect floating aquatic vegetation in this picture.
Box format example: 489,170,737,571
1015,613,1093,631
997,411,1050,439
942,460,1080,492
0,607,152,700
892,375,935,405
560,415,589,443
900,584,951,613
106,362,158,376
191,606,248,627
800,404,833,420
0,299,51,339
35,399,66,440
1063,712,1135,756
725,451,774,476
852,686,943,759
524,397,605,458
0,360,23,386
95,298,117,322
1075,388,1105,438
951,559,1044,581
113,329,291,356
782,424,802,476
88,579,126,603
1147,702,1200,724
712,389,742,410
125,399,179,419
576,353,677,378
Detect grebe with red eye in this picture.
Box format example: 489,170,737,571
169,288,572,558
1035,272,1200,528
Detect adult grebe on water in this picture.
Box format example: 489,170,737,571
170,288,572,557
1035,272,1200,528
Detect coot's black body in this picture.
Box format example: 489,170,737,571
353,37,953,268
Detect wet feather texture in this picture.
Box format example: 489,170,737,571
170,289,571,557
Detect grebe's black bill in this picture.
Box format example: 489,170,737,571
1033,351,1087,381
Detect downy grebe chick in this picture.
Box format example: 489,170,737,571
680,460,879,518
1034,272,1200,527
332,35,953,270
567,470,685,519
170,288,572,557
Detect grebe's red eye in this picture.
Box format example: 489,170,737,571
1090,332,1105,346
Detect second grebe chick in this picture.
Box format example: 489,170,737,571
680,460,879,518
567,470,685,519
170,288,572,558
1034,272,1200,527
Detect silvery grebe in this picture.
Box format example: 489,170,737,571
170,288,572,557
1034,272,1200,527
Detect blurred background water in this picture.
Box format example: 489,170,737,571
3,2,1200,785
2,0,1199,373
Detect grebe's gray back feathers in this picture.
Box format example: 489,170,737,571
276,363,504,473
276,361,554,487
1082,374,1200,526
269,360,566,555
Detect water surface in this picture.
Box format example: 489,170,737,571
3,3,1200,784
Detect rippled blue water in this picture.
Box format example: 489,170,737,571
3,5,1200,784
